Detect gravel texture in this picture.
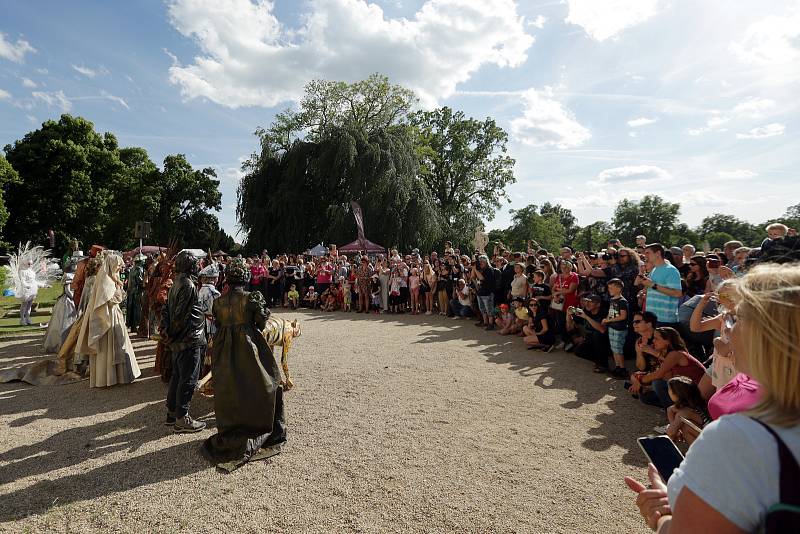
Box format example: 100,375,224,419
0,310,659,533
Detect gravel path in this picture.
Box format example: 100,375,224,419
0,310,659,533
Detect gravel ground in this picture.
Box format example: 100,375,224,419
0,310,660,533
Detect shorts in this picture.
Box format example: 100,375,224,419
608,327,627,354
477,294,494,316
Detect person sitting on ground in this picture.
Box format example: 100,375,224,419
286,284,299,309
565,294,611,370
631,327,706,410
302,286,318,308
522,299,554,351
602,278,629,379
495,303,514,333
625,262,800,534
665,376,711,445
449,278,473,318
503,297,528,335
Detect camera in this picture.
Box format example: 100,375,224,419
567,306,577,315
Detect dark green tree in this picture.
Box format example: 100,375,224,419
612,195,681,246
572,221,615,252
0,154,20,247
487,204,565,253
410,106,515,248
697,214,760,246
539,202,579,244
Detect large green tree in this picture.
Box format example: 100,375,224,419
697,213,761,246
612,195,681,246
410,106,515,249
0,154,20,245
487,204,565,253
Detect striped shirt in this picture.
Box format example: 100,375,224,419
646,262,682,323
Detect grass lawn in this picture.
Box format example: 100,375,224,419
0,282,62,337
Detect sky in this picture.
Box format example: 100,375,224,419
1,0,798,242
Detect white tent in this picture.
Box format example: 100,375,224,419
308,244,327,257
179,248,208,258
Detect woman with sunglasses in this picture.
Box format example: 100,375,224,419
626,263,800,533
633,327,705,408
522,299,555,351
685,255,710,298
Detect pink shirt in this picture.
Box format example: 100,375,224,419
316,265,333,284
708,373,761,420
409,275,420,290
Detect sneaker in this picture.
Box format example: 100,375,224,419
165,413,176,426
554,341,565,350
174,415,206,433
654,424,669,435
563,342,575,352
425,311,432,315
485,324,495,331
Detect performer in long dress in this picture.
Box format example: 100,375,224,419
125,254,145,331
75,252,141,388
201,259,286,472
43,273,77,353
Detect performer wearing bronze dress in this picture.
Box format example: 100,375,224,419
201,259,286,472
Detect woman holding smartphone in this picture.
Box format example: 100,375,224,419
625,263,800,533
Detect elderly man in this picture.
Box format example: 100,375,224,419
722,240,743,267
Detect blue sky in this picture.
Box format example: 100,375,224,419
2,0,798,242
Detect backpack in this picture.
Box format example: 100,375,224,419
751,419,800,533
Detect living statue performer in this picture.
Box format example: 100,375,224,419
201,259,286,472
160,251,206,433
149,254,174,381
126,254,145,331
43,273,77,353
197,264,221,378
75,252,141,388
56,256,102,376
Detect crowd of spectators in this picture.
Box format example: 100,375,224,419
194,223,798,533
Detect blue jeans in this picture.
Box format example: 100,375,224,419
450,299,472,317
640,379,673,409
166,345,203,418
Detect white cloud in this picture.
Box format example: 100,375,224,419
730,13,800,67
565,0,661,41
731,97,775,118
36,68,48,74
0,88,10,100
0,32,36,63
26,114,38,125
590,165,671,187
628,131,637,138
99,90,130,109
166,0,534,108
72,64,97,78
529,15,547,29
717,169,758,179
510,87,591,148
21,77,37,88
736,123,785,139
627,116,658,128
32,90,72,112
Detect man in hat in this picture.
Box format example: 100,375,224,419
160,251,206,433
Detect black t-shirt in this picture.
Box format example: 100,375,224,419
477,266,495,296
607,296,629,331
533,311,555,345
531,283,551,311
574,306,607,334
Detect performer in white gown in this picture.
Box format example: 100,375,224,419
75,252,141,388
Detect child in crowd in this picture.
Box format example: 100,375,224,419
522,299,554,351
760,222,788,256
511,297,529,335
495,303,514,333
302,286,318,308
665,375,711,445
530,270,551,312
370,276,381,313
287,284,300,309
342,279,352,312
409,267,420,314
602,278,629,379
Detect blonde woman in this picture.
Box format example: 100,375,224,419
626,263,800,533
422,262,437,315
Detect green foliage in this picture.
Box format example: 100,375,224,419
670,223,701,249
612,195,681,246
540,202,579,244
239,125,441,253
0,154,20,245
2,115,227,254
410,106,515,248
697,213,760,246
572,221,614,252
704,231,736,250
487,204,565,253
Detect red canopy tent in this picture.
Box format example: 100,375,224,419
122,245,168,260
337,238,386,254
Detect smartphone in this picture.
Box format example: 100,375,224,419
637,436,685,482
679,416,703,435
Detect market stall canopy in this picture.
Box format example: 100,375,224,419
338,239,386,254
308,244,327,257
179,248,208,258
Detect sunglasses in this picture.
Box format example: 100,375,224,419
632,319,643,324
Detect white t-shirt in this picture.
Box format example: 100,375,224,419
667,414,800,532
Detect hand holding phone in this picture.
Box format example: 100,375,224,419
637,436,684,482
